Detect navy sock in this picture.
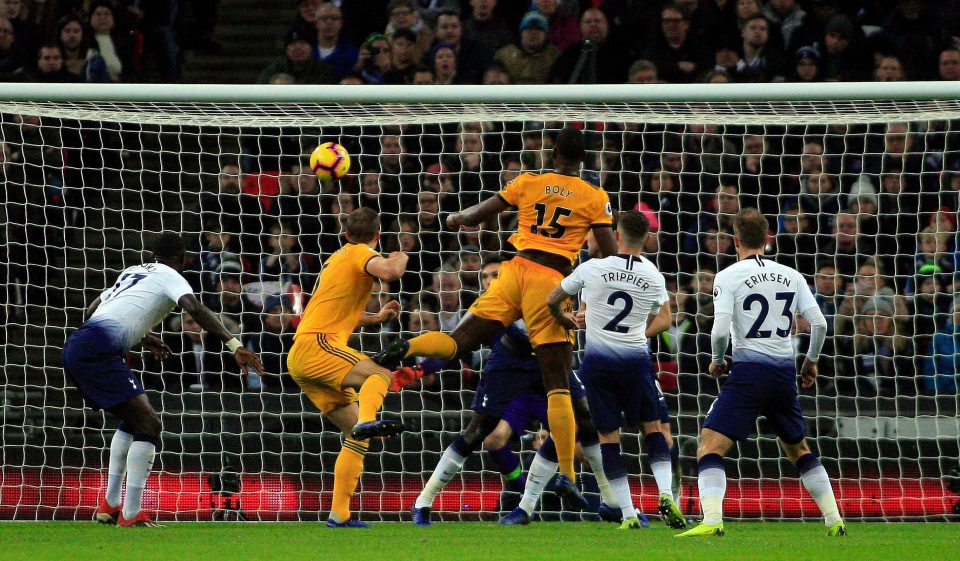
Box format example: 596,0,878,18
600,443,626,480
697,453,725,474
578,427,599,448
489,445,522,480
643,432,671,464
450,435,479,458
538,436,558,463
117,422,134,436
795,452,821,475
133,433,159,446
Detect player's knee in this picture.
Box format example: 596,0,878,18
784,439,811,463
483,431,508,450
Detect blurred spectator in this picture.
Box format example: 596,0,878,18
205,260,259,334
386,0,434,54
549,8,627,84
735,15,786,82
187,221,243,296
799,171,841,234
922,297,960,393
430,8,491,83
313,2,359,80
814,14,872,81
676,269,718,395
789,0,842,53
355,32,396,84
257,28,336,84
627,59,659,83
910,264,952,353
938,47,960,81
813,261,843,338
0,17,24,80
291,0,321,36
431,265,466,331
882,0,945,80
532,0,579,51
873,54,906,82
88,1,131,82
463,0,513,53
790,45,822,82
643,3,711,83
482,62,509,84
762,0,806,49
775,202,818,274
150,311,240,393
245,295,296,392
3,0,38,59
259,221,316,289
57,15,110,83
21,43,77,82
200,162,265,252
389,27,420,82
411,64,435,83
823,211,875,279
494,10,559,85
428,41,460,84
834,257,902,340
836,296,914,397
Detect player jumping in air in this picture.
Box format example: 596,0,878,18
374,127,618,502
287,208,417,528
676,208,845,538
411,256,597,526
544,211,685,530
63,233,265,527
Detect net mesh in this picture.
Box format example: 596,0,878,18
1,98,959,521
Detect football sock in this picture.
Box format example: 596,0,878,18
697,453,726,525
489,445,522,482
415,444,468,509
644,432,673,497
582,442,616,506
518,449,559,515
106,424,134,508
546,390,576,481
331,439,369,522
122,435,157,520
538,436,558,462
405,331,458,360
797,453,842,525
601,443,635,521
358,372,390,423
671,443,681,503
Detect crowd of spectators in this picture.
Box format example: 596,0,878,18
0,0,220,83
260,0,960,86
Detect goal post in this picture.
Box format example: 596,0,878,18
1,82,958,522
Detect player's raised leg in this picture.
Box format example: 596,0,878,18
782,439,845,535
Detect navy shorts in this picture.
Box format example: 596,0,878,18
581,351,659,433
703,362,805,443
472,368,585,420
496,371,587,434
62,324,143,410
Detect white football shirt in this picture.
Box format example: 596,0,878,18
88,262,194,351
560,253,668,361
711,255,821,367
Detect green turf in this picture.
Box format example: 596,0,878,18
2,521,957,561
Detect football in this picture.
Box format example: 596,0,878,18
309,141,351,182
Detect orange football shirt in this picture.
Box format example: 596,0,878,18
497,172,613,261
294,243,378,342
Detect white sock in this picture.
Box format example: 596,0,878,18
581,443,617,506
122,440,156,520
651,459,674,498
106,429,133,507
415,447,467,509
698,467,726,525
518,453,559,515
609,475,635,521
801,464,842,525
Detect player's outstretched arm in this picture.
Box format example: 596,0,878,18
446,195,509,229
589,226,617,258
546,285,582,330
177,293,265,375
366,252,409,282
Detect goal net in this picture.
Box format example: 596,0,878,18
1,83,958,522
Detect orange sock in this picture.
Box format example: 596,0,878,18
547,389,576,482
405,331,458,360
331,438,368,522
358,372,390,423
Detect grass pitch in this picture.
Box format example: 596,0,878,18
2,521,957,561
